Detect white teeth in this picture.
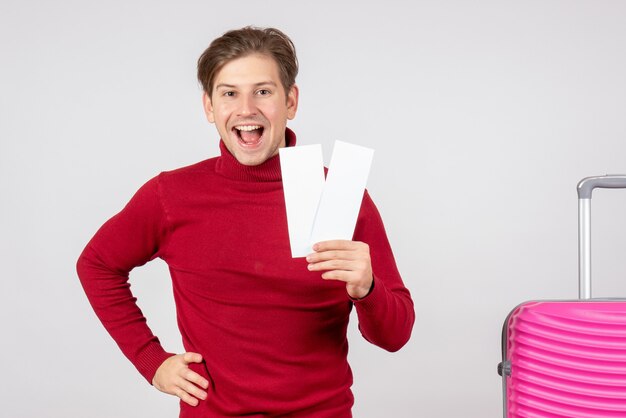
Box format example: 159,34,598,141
235,125,262,131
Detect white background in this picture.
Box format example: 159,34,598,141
2,0,626,416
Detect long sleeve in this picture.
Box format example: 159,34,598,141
352,191,415,352
76,175,174,383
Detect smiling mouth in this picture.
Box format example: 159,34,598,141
234,125,264,146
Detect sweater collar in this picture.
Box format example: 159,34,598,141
215,128,296,182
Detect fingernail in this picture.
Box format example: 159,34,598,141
307,264,313,270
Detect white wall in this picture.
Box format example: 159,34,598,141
2,0,626,416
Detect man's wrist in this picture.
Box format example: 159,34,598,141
350,277,375,301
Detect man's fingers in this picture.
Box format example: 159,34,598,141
313,240,369,252
308,257,366,272
183,352,203,364
320,269,358,281
178,378,208,401
172,373,207,405
153,352,209,406
313,240,355,251
308,259,352,272
185,369,210,390
176,387,200,406
307,250,358,263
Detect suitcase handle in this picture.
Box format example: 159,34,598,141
578,175,626,199
577,175,626,299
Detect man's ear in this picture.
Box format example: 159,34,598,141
202,92,215,123
286,85,299,120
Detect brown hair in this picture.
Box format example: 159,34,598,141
197,26,298,98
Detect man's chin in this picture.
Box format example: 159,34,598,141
233,150,269,166
233,144,284,166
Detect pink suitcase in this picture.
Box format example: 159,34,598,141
499,175,626,417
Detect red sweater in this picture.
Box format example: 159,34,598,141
77,129,414,417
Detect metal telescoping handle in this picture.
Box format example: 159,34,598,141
577,175,626,299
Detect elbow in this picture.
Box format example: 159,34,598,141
386,305,415,352
382,329,413,353
76,244,106,288
385,341,408,353
365,315,415,353
76,248,91,285
76,253,86,282
385,310,415,352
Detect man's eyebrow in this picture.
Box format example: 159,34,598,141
214,83,237,90
214,81,278,90
254,81,277,87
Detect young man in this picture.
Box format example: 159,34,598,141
77,27,414,417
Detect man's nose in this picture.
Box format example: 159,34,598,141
237,94,257,116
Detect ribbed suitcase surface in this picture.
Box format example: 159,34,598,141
506,301,626,417
500,176,626,417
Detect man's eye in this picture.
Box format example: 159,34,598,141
257,89,270,96
223,91,235,97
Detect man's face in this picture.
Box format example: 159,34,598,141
203,53,299,166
